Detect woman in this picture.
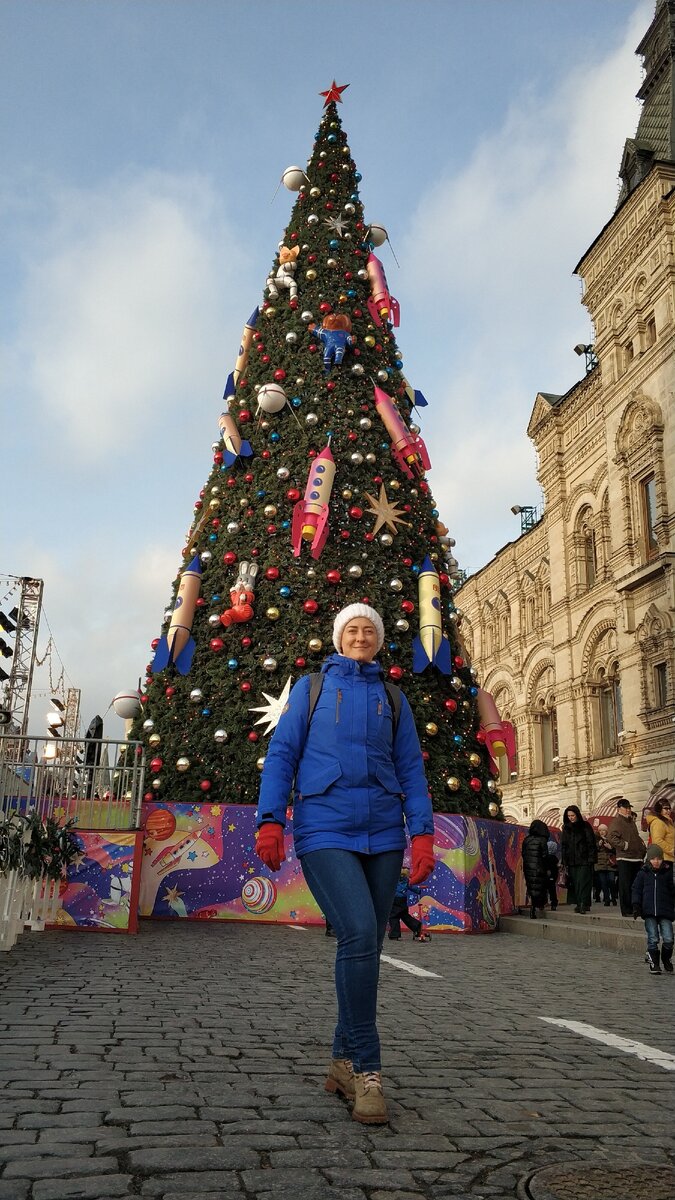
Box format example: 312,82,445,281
645,798,674,879
561,805,597,914
255,603,435,1125
595,823,618,906
521,819,549,918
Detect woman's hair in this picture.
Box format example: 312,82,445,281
654,798,673,817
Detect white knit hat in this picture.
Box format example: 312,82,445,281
332,604,385,654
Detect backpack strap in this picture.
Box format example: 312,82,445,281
384,682,402,740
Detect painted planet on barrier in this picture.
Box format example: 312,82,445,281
144,808,177,842
241,876,277,915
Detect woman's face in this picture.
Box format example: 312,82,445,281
566,810,578,823
341,618,378,663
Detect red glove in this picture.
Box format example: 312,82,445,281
255,823,286,872
409,834,435,885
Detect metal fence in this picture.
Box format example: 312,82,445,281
0,735,145,831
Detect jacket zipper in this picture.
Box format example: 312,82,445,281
335,688,342,723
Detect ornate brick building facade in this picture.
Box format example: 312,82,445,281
457,1,675,825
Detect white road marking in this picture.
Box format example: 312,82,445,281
540,1017,675,1073
287,925,308,931
380,953,441,979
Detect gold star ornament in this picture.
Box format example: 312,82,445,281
363,484,411,536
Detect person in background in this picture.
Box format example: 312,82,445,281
645,798,674,881
388,866,430,941
631,845,674,975
561,806,597,914
521,819,550,918
608,798,646,916
255,603,435,1126
545,837,560,912
595,824,616,906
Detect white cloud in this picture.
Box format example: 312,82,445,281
399,4,648,571
11,171,251,459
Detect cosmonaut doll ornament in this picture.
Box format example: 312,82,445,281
310,313,354,372
266,245,301,303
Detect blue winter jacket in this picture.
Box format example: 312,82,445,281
256,653,434,857
631,863,675,919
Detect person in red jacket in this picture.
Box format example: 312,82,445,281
255,603,435,1126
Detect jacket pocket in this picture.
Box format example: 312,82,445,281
296,757,343,798
374,762,403,796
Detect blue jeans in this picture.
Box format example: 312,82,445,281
644,916,674,951
300,847,404,1073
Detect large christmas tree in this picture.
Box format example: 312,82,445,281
132,84,504,819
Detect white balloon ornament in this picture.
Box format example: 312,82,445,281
368,224,388,247
282,165,307,191
257,383,287,414
112,690,143,720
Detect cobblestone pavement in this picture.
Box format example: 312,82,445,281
1,919,674,1200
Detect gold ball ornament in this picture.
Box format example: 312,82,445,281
469,752,481,767
445,776,460,793
342,489,353,500
256,757,266,771
209,499,220,510
264,504,277,518
488,801,500,817
364,335,376,348
308,637,323,653
176,757,190,772
264,306,277,319
148,733,161,747
425,722,439,736
266,607,280,621
152,778,162,790
306,268,317,281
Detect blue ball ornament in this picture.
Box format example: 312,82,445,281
350,193,359,202
327,133,337,144
256,489,266,499
432,508,439,517
388,642,398,652
281,520,290,530
291,396,302,408
211,595,221,604
279,585,292,598
329,238,339,249
381,442,389,450
201,708,211,717
394,359,403,369
220,464,228,473
412,565,420,575
208,533,217,543
453,734,464,746
227,658,239,670
270,432,280,443
470,686,478,697
354,172,362,182
347,289,356,298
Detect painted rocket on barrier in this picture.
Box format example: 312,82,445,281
291,443,336,559
412,556,452,674
151,556,202,675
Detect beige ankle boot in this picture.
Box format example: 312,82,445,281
352,1070,388,1124
324,1057,355,1099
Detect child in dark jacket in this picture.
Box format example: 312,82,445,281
388,868,430,942
631,845,674,975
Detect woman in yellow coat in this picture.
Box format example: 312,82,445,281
646,798,674,878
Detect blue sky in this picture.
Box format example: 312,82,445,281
1,0,650,736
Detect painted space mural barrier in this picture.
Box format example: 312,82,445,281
53,830,144,933
127,803,528,932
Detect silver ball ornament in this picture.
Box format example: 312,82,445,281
214,729,228,744
277,466,290,481
377,370,389,383
200,551,212,563
285,332,298,346
301,310,314,323
227,521,240,534
307,213,319,225
189,689,203,703
359,417,372,430
395,619,409,633
208,614,222,628
357,268,368,280
176,757,190,773
351,363,365,376
142,719,154,732
365,453,376,464
305,412,318,426
348,564,362,578
262,657,278,672
344,202,355,214
350,452,364,465
380,533,394,547
389,578,403,592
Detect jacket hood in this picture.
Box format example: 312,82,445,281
320,653,384,681
528,820,549,838
563,805,585,826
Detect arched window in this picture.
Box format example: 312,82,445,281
583,530,597,588
598,662,623,756
537,697,559,775
542,585,551,622
526,596,536,633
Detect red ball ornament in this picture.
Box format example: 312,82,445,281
326,569,341,584
402,557,412,568
295,657,307,668
240,681,252,693
439,573,450,587
194,500,203,511
289,297,299,310
213,452,223,464
469,777,482,792
388,665,404,681
223,551,237,566
150,757,163,773
265,566,280,580
199,780,212,793
244,472,254,483
151,638,160,650
261,355,270,365
364,532,375,543
287,488,300,502
261,449,271,460
344,271,353,281
239,409,251,423
165,686,176,698
144,792,154,803
349,506,363,520
241,636,252,648
454,656,465,668
353,308,362,318
475,729,487,743
195,597,206,607
210,637,224,652
303,598,319,614
444,699,458,713
211,518,221,528
267,524,277,535
373,475,383,484
239,377,248,388
308,449,317,458
290,231,298,241
226,477,236,489
248,731,259,743
251,547,260,556
319,301,332,314
348,431,358,442
308,254,317,264
401,599,415,613
308,343,318,354
340,530,350,540
273,368,286,382
140,694,149,704
326,380,336,392
422,750,430,763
